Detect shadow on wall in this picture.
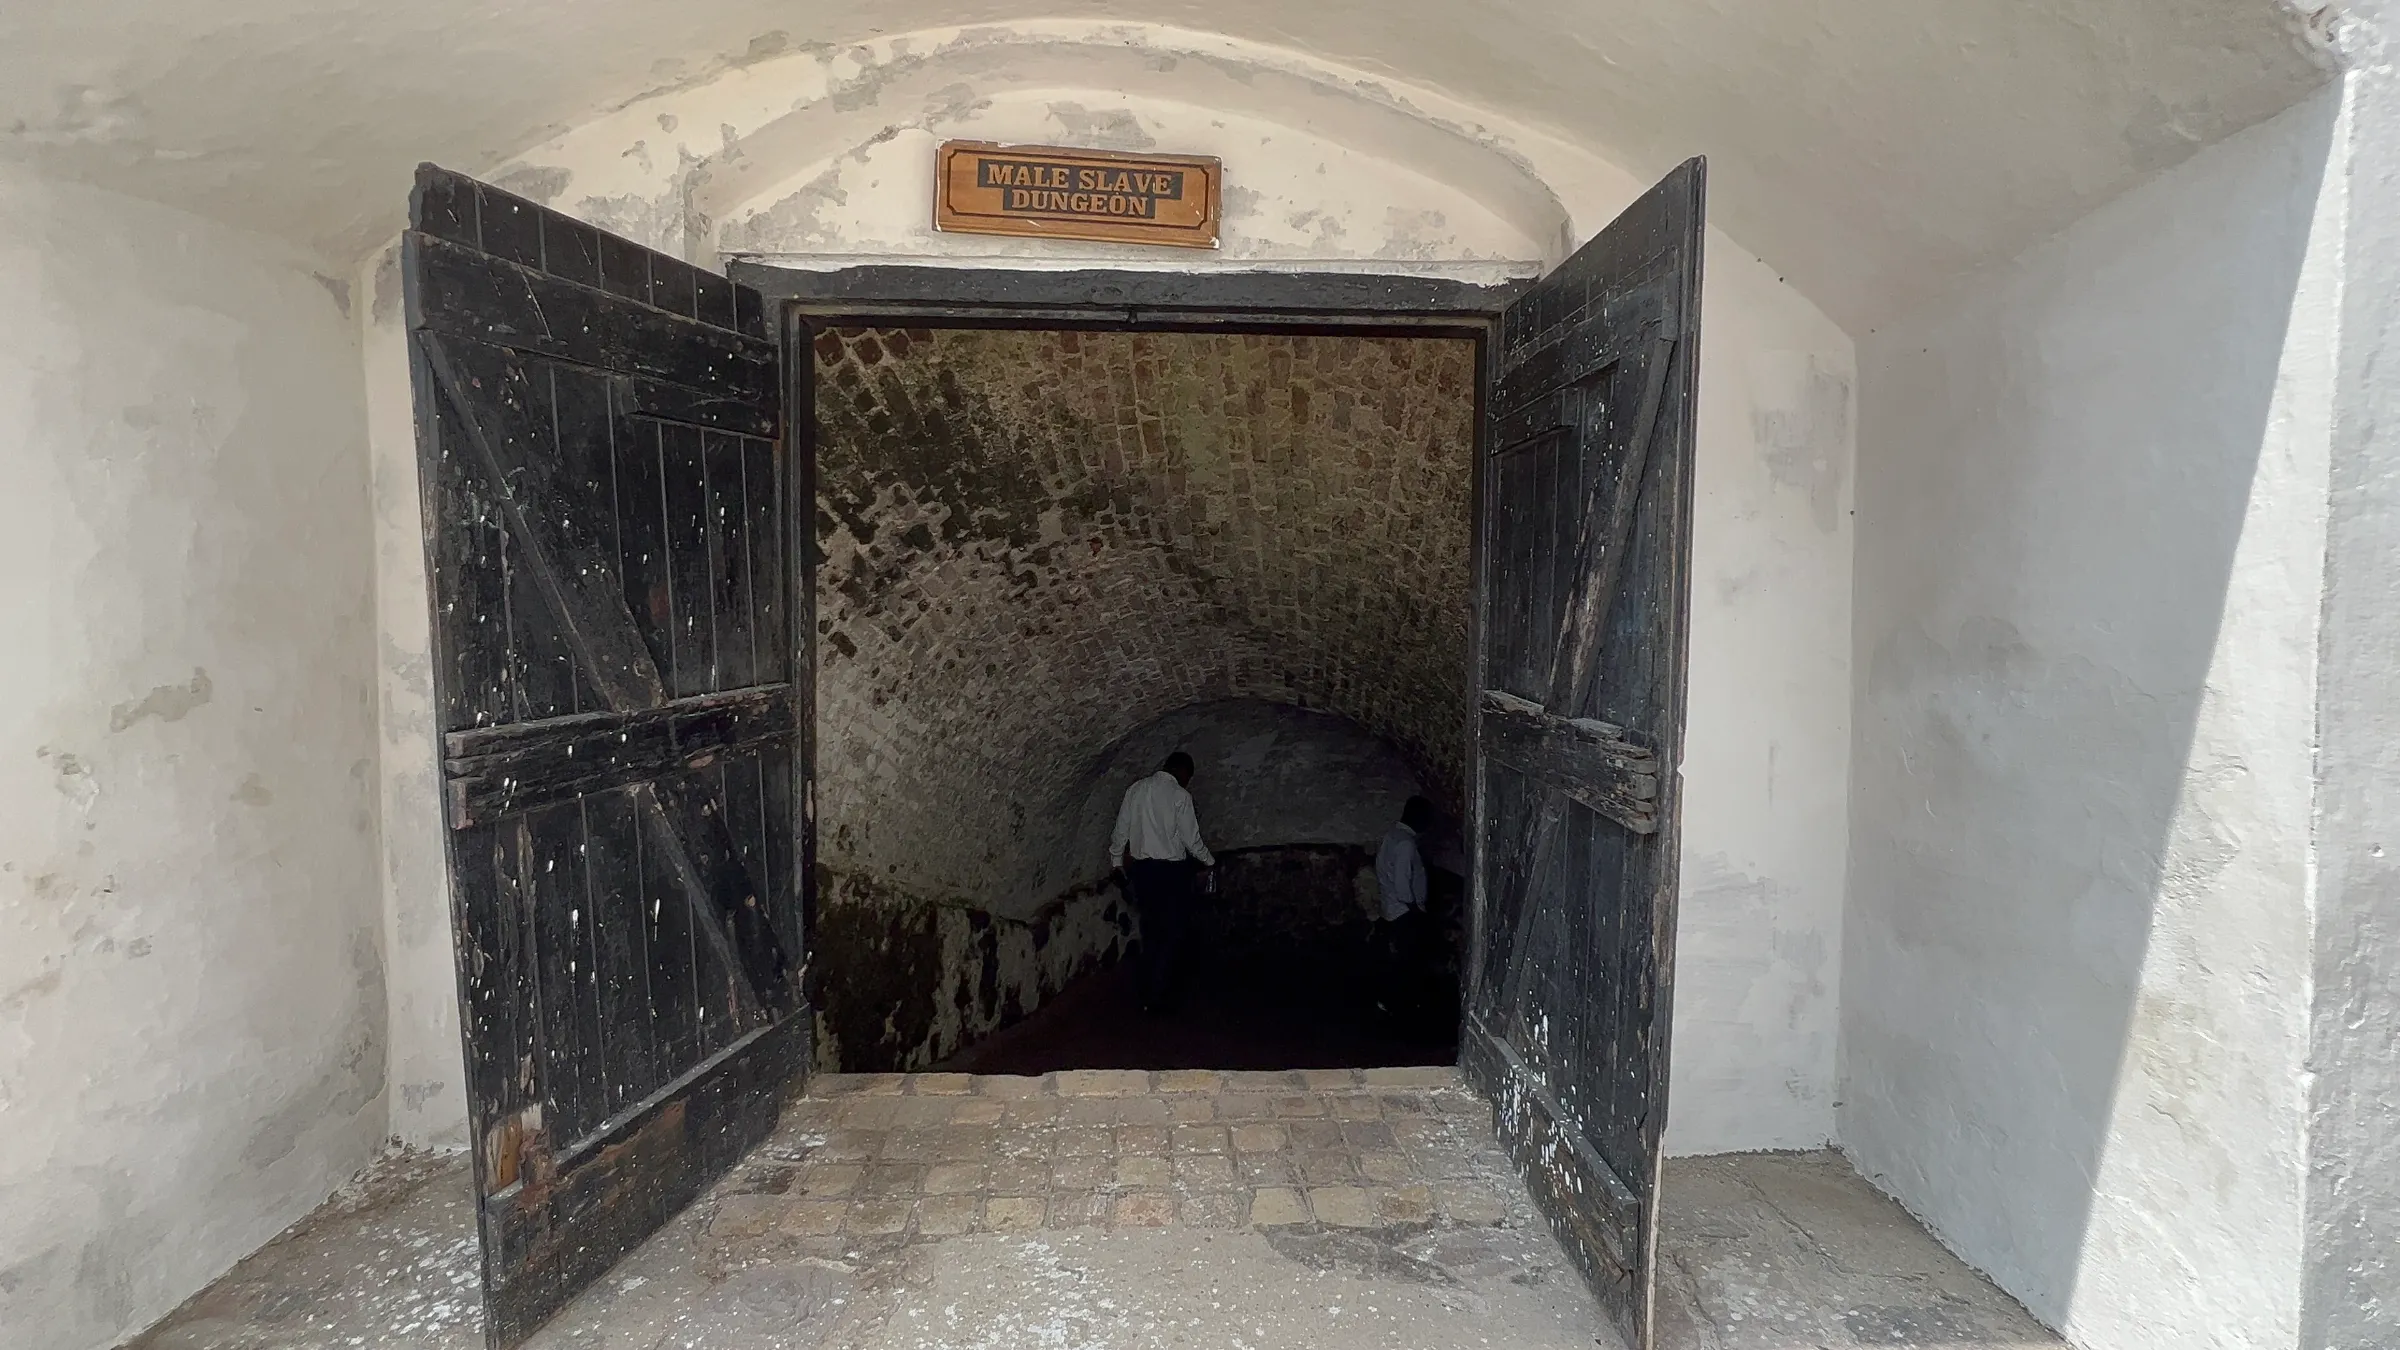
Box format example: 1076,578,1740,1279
1841,92,2337,1344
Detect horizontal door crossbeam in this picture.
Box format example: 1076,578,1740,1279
443,686,797,827
1480,690,1660,835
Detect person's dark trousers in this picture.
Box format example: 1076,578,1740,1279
1381,908,1435,1023
1126,858,1197,1013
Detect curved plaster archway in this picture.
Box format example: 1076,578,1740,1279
494,23,1605,278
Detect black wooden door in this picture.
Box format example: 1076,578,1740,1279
1463,160,1704,1350
403,165,812,1346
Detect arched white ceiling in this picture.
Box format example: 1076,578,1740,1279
508,26,1596,275
1,0,2337,327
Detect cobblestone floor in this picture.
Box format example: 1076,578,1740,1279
742,1066,1504,1240
131,1069,2058,1350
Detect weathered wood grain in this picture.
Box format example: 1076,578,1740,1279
1479,691,1660,835
477,1014,809,1346
406,233,776,403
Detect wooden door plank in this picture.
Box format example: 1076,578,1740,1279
658,422,716,699
425,395,517,731
526,801,601,1144
451,822,529,1192
614,415,679,687
1544,336,1674,708
636,796,703,1075
584,786,658,1115
742,437,787,685
1479,691,1660,835
705,432,758,690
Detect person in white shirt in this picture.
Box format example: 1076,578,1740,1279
1110,751,1215,1014
1375,796,1434,923
1373,796,1437,1018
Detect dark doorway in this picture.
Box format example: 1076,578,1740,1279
785,314,1484,1084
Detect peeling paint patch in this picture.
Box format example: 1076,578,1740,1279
310,272,352,317
720,170,850,253
5,85,143,146
370,246,402,325
1381,207,1455,261
1754,358,1853,533
491,164,572,205
41,749,98,810
923,82,989,127
1045,102,1156,151
1,968,63,1011
571,192,686,253
109,668,213,732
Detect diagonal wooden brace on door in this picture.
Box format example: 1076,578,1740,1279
418,329,669,711
421,326,791,1021
645,776,794,1021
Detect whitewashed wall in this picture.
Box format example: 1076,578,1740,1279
0,167,387,1350
1842,88,2344,1350
1673,246,1856,1155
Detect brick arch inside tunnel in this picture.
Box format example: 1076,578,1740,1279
807,324,1479,1070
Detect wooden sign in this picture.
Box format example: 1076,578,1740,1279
935,141,1221,249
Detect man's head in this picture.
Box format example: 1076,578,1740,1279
1162,751,1196,785
1401,796,1436,833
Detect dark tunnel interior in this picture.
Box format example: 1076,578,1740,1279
807,325,1479,1073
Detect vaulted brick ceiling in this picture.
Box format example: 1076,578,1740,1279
810,326,1475,915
